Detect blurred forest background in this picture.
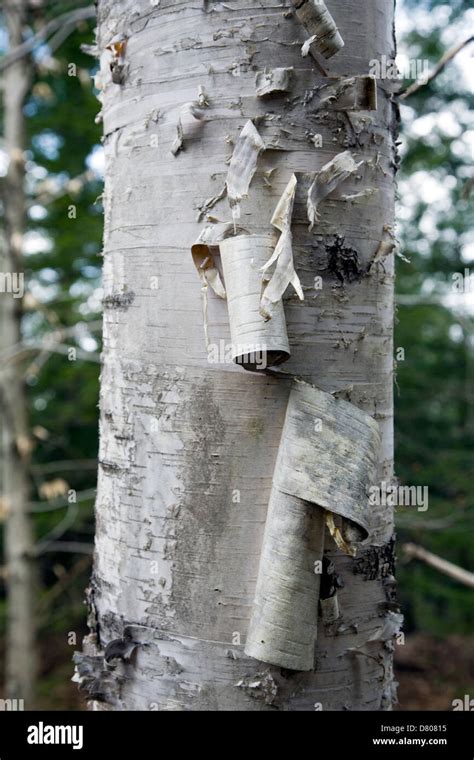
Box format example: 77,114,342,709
0,0,473,710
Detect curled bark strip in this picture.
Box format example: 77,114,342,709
314,76,377,112
291,0,344,60
171,102,206,156
260,174,303,321
192,223,239,299
307,150,362,230
196,185,227,222
340,188,378,203
245,488,326,671
225,120,265,220
106,37,127,84
368,611,403,643
192,223,247,348
219,234,290,371
245,381,380,670
368,224,397,273
255,67,294,97
326,511,355,557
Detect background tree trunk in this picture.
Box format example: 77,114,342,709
1,0,37,706
82,0,398,710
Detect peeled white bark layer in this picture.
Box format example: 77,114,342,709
245,381,380,670
255,67,294,98
292,0,344,60
314,76,378,112
219,234,290,370
260,174,303,321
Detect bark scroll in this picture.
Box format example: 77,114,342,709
245,381,380,670
219,234,290,370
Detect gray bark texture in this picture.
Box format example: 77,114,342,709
78,0,399,711
1,0,37,706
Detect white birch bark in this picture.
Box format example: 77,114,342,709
79,0,399,711
1,0,37,706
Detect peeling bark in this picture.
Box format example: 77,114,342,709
255,67,294,98
291,0,344,60
260,173,303,320
307,151,362,230
244,380,380,670
226,120,265,220
85,0,398,711
219,234,290,369
312,76,378,112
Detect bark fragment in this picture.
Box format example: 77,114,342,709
368,224,397,273
192,224,236,348
313,76,377,112
171,101,206,156
225,120,265,220
307,151,362,230
72,651,124,707
192,222,247,299
291,0,344,60
255,67,294,98
340,188,378,203
196,184,227,222
106,37,127,84
245,381,380,670
236,671,279,705
260,174,303,321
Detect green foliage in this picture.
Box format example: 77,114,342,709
395,0,474,634
0,4,101,645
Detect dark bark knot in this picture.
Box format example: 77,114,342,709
325,235,363,284
103,290,135,310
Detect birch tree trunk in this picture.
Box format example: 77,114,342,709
1,0,37,706
80,0,398,710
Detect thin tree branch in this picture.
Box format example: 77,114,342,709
0,320,102,363
403,543,474,589
37,554,91,615
399,36,474,100
28,487,96,512
30,459,97,474
0,6,96,72
396,511,472,531
1,341,101,365
34,500,80,555
35,541,93,554
29,169,97,208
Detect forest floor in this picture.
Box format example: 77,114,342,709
395,634,474,711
